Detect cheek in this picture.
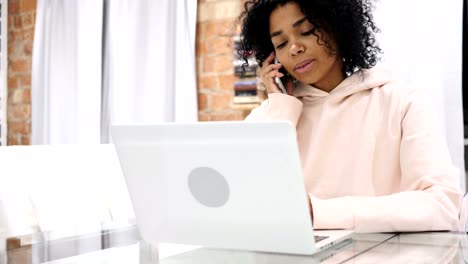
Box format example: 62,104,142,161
275,56,295,75
325,55,341,71
283,64,295,75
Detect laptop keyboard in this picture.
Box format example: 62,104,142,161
314,235,329,243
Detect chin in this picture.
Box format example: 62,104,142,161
293,70,321,85
296,76,319,86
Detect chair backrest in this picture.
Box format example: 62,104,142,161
461,192,468,232
0,144,133,238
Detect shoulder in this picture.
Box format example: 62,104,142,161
381,80,417,99
362,65,419,101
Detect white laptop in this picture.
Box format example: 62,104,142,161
111,121,353,255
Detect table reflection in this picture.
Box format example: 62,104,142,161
2,229,467,264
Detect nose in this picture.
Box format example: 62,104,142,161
289,42,305,57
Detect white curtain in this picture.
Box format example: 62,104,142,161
101,0,198,142
374,0,466,192
31,0,103,144
32,0,198,144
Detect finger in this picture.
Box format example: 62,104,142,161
267,71,284,78
265,74,284,94
263,70,283,82
260,66,283,82
260,63,283,76
264,52,275,65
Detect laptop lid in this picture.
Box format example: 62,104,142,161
111,121,316,255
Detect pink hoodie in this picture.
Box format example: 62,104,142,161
246,66,462,232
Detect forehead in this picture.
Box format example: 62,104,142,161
269,2,306,33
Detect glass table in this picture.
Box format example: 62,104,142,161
3,226,467,264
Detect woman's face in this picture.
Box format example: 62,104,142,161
269,2,344,91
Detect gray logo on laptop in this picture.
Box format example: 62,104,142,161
188,167,230,207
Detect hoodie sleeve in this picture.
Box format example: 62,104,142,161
245,93,303,126
310,88,462,232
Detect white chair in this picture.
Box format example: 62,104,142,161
0,144,134,261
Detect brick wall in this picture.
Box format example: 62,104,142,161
7,0,36,145
196,0,254,121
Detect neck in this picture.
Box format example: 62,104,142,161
311,62,346,93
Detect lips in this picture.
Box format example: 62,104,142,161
294,59,315,74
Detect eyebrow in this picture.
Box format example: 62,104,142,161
270,17,308,38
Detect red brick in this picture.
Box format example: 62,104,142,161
205,36,231,55
22,29,35,42
196,39,206,56
9,121,31,134
202,54,233,74
198,113,211,121
7,35,16,46
10,89,24,104
9,104,31,120
215,54,233,72
204,20,235,36
13,15,22,28
8,42,15,55
210,112,245,121
218,21,236,37
10,60,29,73
7,135,19,146
24,42,33,55
202,56,216,73
9,31,24,42
22,13,35,28
198,93,209,111
6,133,30,146
205,21,218,37
5,0,36,145
21,0,37,13
22,89,31,103
198,75,218,90
8,76,20,89
8,17,14,28
10,88,31,104
196,58,204,76
10,45,25,58
21,134,31,145
19,75,32,87
218,74,237,91
211,93,232,110
8,2,20,14
196,23,204,40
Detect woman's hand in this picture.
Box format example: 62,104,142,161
257,52,295,96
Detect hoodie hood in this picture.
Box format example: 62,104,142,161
293,65,394,103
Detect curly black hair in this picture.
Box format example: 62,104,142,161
237,0,382,75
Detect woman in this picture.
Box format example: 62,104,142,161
237,0,462,232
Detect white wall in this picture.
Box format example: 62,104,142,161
374,0,466,191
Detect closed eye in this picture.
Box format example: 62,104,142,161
301,28,317,36
276,42,287,49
